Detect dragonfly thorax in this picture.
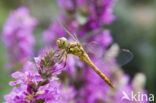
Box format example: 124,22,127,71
56,37,69,49
66,42,84,56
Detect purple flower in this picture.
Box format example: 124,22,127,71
4,85,28,103
43,17,79,45
5,61,75,103
2,7,37,70
95,30,113,48
34,47,65,78
65,55,84,75
76,0,87,6
100,9,115,24
36,78,75,103
43,20,66,44
9,61,42,87
5,77,75,103
58,0,75,12
44,0,116,44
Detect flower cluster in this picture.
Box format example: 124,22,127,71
58,0,115,25
2,7,37,70
4,49,75,103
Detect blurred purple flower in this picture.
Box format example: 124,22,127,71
43,17,79,45
2,7,37,69
65,55,84,75
43,20,66,44
44,0,115,43
95,30,113,48
58,0,75,12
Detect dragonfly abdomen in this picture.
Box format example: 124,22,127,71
79,53,114,88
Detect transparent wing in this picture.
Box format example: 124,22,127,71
103,44,133,66
116,49,133,66
82,41,100,55
56,19,80,43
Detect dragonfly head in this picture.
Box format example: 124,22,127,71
57,37,69,49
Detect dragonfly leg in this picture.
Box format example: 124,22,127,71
58,55,65,64
57,50,66,63
63,54,68,68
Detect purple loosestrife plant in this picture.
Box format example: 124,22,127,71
5,48,75,103
2,7,37,70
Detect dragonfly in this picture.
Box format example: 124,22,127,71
55,21,114,88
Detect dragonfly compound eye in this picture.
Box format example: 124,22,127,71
57,37,68,49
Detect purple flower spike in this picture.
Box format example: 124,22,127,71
5,61,75,103
2,6,37,70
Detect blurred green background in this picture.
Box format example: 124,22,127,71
0,0,156,102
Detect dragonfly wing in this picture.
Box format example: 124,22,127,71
103,44,133,66
56,19,80,43
82,41,101,55
73,33,80,43
116,49,133,66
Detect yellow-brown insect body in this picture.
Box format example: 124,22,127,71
79,52,114,88
66,41,114,88
56,37,114,88
66,42,84,56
